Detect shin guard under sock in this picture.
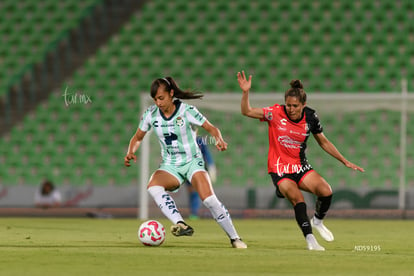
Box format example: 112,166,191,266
314,195,332,220
294,202,312,237
148,186,184,224
203,195,239,239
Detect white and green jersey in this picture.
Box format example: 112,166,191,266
139,100,207,166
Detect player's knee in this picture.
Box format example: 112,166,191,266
282,188,304,205
316,184,332,197
147,185,164,197
289,197,305,206
202,194,220,208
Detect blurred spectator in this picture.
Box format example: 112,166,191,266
34,180,62,208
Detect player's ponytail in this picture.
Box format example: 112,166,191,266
285,79,307,104
150,77,203,100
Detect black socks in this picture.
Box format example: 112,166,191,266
315,195,332,220
294,202,312,237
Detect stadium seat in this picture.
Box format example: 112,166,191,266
0,0,100,97
2,0,412,189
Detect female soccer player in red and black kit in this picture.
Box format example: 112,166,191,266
237,71,364,251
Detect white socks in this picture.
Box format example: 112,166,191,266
147,186,184,224
148,187,240,240
312,216,323,225
203,194,240,240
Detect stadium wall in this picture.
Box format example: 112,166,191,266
1,185,413,211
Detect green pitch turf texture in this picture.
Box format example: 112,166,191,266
1,218,413,275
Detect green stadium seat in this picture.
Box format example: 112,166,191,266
2,0,412,189
0,0,100,98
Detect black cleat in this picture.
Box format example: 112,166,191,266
171,221,194,236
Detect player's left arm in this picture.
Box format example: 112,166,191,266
201,120,227,151
313,132,365,172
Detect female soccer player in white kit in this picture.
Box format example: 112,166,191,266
124,77,246,248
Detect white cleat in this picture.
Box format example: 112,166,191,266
231,238,247,249
306,234,325,251
311,217,334,242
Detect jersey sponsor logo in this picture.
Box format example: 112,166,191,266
153,120,176,128
168,150,186,156
277,135,302,149
289,129,310,137
163,132,178,145
176,116,184,127
165,145,186,156
188,106,204,121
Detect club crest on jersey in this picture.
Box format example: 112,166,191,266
265,111,273,121
176,116,184,127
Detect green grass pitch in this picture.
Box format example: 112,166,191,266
1,218,413,275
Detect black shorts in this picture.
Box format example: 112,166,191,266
269,167,314,198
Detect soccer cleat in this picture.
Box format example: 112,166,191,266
231,238,247,249
310,217,334,242
171,221,194,237
306,234,325,251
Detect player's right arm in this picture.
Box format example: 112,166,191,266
125,107,154,167
124,128,147,167
237,71,263,119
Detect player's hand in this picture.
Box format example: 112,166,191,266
237,70,252,93
345,161,365,172
215,137,228,151
124,153,137,167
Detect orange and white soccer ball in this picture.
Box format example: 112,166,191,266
137,220,166,246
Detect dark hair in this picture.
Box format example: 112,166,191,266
150,77,203,99
41,180,54,196
285,79,307,104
